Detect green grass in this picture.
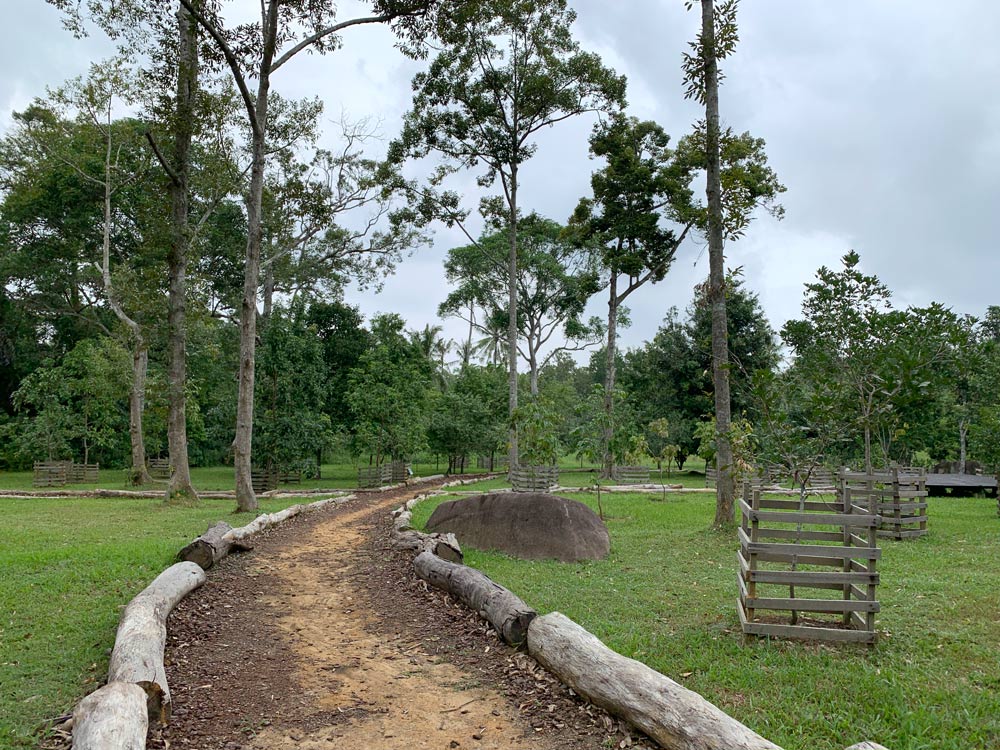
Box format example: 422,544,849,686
0,494,307,748
412,489,1000,750
0,460,455,493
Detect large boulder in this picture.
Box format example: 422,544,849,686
425,492,610,562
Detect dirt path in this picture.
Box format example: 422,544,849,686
157,485,640,749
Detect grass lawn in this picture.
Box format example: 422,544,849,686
0,494,307,749
0,460,459,493
412,487,1000,750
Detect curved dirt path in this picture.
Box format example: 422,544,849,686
157,485,638,750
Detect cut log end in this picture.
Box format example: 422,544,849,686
72,682,148,750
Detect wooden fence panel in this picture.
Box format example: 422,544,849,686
511,466,559,492
737,481,881,645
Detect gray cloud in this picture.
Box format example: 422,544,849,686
5,0,999,360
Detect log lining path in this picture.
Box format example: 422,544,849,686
153,481,651,750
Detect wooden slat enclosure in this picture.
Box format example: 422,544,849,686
357,464,393,489
148,458,171,479
705,466,718,488
613,466,650,484
511,465,559,492
251,469,278,493
737,482,881,645
279,469,302,484
839,467,928,540
33,461,99,487
33,461,70,487
389,460,410,484
69,463,99,483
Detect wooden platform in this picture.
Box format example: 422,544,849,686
925,473,996,495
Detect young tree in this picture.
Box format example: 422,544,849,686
347,314,434,466
13,338,132,466
391,0,626,468
439,214,603,395
783,252,959,473
253,304,332,474
179,0,438,510
569,115,690,476
570,113,780,477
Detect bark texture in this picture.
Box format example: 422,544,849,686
71,681,148,750
507,171,519,471
701,0,735,526
166,1,199,501
107,562,206,722
176,520,252,570
128,346,152,485
603,272,619,478
527,612,780,750
413,549,536,645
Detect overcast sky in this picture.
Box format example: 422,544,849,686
4,1,999,364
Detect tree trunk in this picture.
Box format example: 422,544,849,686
702,0,735,528
165,1,199,502
959,418,968,474
101,127,149,487
413,549,535,645
129,345,153,485
262,261,275,321
603,274,619,479
233,1,279,511
529,355,539,396
107,562,206,723
864,423,873,475
71,682,148,750
527,612,781,750
507,169,519,470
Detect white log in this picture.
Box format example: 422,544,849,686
107,562,206,723
71,681,148,750
845,744,890,750
527,612,781,750
413,550,535,645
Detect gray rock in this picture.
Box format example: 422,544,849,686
425,492,610,562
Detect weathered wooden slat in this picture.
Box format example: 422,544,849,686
744,596,879,614
746,508,880,527
754,528,847,543
746,569,879,586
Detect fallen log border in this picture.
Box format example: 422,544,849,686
389,487,891,750
70,490,355,749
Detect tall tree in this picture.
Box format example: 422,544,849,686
439,214,603,396
569,115,690,476
391,0,625,468
682,0,784,525
8,68,157,484
179,0,437,510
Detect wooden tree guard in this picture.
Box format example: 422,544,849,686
33,461,69,487
389,460,410,483
839,467,928,540
511,465,559,492
357,464,393,489
737,482,882,644
148,458,171,479
612,466,651,484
